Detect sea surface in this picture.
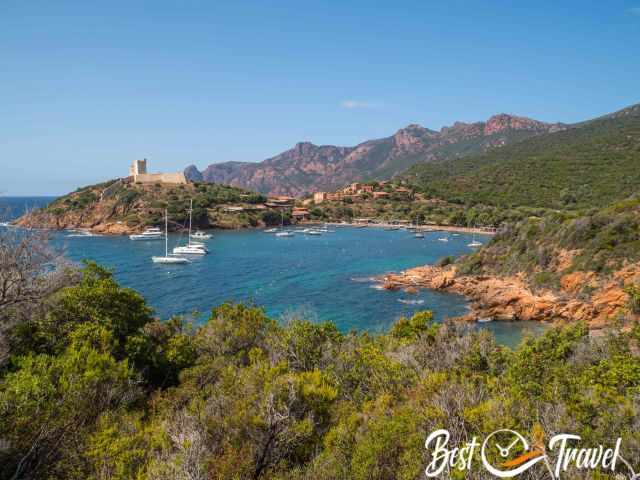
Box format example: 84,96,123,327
1,196,545,347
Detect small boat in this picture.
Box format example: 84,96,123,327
67,229,96,237
452,233,460,236
275,231,295,237
191,230,212,240
264,228,278,233
0,222,9,227
437,237,449,242
414,232,424,238
152,210,189,264
173,244,208,255
306,230,322,236
130,227,163,241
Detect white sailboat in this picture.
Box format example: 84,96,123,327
173,200,208,255
467,227,482,248
275,210,294,237
152,210,189,264
413,217,424,238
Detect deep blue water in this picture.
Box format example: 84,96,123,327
1,196,545,347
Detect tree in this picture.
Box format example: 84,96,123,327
0,325,140,480
0,228,73,365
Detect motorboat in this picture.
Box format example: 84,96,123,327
438,236,449,242
414,232,424,238
191,230,212,240
152,210,189,264
67,229,97,237
264,228,278,233
130,227,163,241
173,244,208,255
275,231,295,237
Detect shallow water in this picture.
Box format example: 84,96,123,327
1,197,546,347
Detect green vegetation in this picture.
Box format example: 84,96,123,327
34,180,270,230
625,284,640,314
2,261,640,479
459,198,640,279
404,104,640,209
310,191,554,228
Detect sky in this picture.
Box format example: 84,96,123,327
1,1,639,195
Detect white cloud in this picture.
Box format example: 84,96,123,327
630,7,640,15
341,100,376,109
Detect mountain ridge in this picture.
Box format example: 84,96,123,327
185,113,565,196
403,102,640,209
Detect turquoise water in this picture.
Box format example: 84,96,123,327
1,197,545,347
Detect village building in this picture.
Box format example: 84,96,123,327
313,192,344,204
291,208,311,221
342,183,374,195
128,159,187,185
372,191,389,199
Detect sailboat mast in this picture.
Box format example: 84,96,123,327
188,199,193,246
165,209,168,257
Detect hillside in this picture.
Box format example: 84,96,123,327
380,198,640,328
404,103,640,209
14,179,274,233
185,114,563,196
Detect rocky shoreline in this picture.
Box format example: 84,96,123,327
378,264,640,329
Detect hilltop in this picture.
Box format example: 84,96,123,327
403,103,640,209
14,179,281,233
185,113,563,196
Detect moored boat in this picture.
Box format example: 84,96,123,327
191,230,212,240
152,210,189,264
130,227,163,241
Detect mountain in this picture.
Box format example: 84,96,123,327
403,103,640,209
185,114,564,196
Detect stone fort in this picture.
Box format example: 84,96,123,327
128,159,187,184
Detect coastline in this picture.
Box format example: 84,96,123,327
325,221,496,235
376,264,637,329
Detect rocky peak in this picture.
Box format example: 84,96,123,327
184,164,203,182
393,124,436,151
483,114,550,135
293,141,317,155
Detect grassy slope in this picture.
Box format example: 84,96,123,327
404,104,640,209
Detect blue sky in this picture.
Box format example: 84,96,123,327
1,1,639,195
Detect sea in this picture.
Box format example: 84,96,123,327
1,196,545,347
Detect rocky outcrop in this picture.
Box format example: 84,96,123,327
378,264,640,329
188,114,566,197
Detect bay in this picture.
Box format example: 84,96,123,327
1,197,545,347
